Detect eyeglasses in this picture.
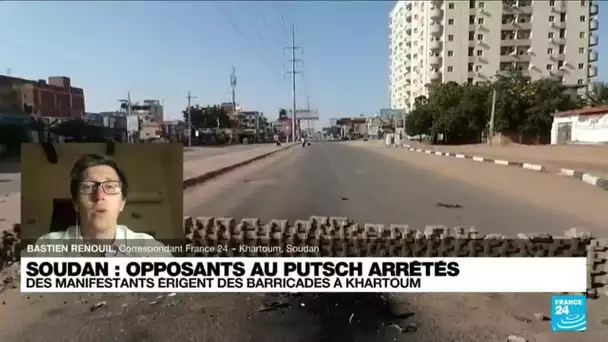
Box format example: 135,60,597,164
78,181,122,195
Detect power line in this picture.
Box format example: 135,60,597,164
274,4,291,45
219,5,281,80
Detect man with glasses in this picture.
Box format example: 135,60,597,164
31,153,172,257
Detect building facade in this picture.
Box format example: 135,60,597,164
389,0,599,111
0,75,85,118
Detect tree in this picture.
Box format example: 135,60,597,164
587,81,608,105
183,105,231,129
401,70,586,145
405,96,433,140
278,108,288,120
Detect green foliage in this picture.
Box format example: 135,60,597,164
586,81,608,106
404,72,584,144
182,105,232,129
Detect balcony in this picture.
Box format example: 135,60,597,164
589,66,598,78
589,50,598,62
430,6,443,19
429,39,442,51
429,54,441,66
429,23,443,35
590,19,599,31
589,34,599,46
429,69,441,81
590,4,598,15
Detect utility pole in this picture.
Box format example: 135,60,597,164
230,67,237,109
306,95,311,136
186,91,197,147
285,24,302,143
488,88,497,146
118,92,135,142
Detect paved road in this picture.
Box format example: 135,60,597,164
189,142,602,234
1,142,604,342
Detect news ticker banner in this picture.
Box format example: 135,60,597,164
21,236,590,258
21,257,586,293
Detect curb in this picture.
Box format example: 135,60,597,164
401,144,608,192
182,143,297,189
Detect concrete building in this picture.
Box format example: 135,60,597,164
389,0,600,111
0,75,85,118
551,105,608,144
127,100,164,122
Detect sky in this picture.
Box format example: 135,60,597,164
0,1,606,126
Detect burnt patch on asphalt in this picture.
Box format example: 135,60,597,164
436,202,463,209
256,293,417,342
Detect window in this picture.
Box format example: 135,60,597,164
549,16,555,22
468,47,475,56
558,45,565,54
449,3,454,9
580,32,586,38
467,78,473,84
580,0,586,6
580,16,586,22
578,79,584,85
559,29,565,39
578,63,585,69
477,34,484,40
548,32,554,39
560,13,566,22
448,34,454,41
447,50,454,57
549,0,555,5
546,64,553,70
478,18,484,24
557,61,564,68
470,0,476,9
468,63,474,72
479,2,484,8
475,65,482,71
469,16,475,24
547,48,554,54
476,49,483,56
448,19,454,25
579,47,585,54
447,66,454,72
469,31,475,40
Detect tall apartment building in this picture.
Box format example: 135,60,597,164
389,0,599,111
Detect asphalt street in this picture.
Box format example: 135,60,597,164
188,141,601,234
1,142,603,342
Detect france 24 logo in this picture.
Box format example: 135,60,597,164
551,295,587,332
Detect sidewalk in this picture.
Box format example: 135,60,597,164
0,143,295,233
403,141,608,191
0,144,275,195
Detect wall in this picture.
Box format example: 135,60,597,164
551,113,608,144
20,143,184,242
